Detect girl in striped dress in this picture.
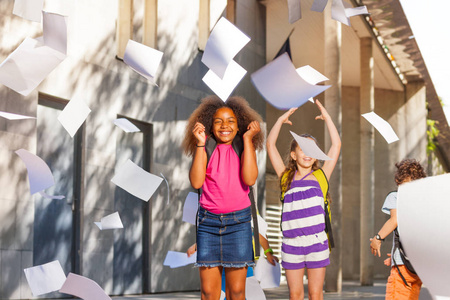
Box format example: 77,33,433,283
266,100,341,300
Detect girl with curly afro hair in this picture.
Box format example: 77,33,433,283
370,158,426,299
182,95,264,300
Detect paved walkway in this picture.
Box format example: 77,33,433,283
105,280,433,300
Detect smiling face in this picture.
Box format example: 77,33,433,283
211,107,238,145
291,141,317,170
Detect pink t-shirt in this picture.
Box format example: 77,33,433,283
200,144,250,214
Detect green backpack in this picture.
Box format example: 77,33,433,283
280,168,334,251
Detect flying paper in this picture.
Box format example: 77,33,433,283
94,212,124,230
220,291,226,300
296,65,329,103
202,60,247,101
57,98,91,138
254,259,281,289
24,260,66,296
13,0,45,22
397,174,450,299
0,111,35,120
113,118,140,133
39,191,65,200
361,112,399,144
111,159,163,202
288,0,302,23
163,251,197,268
59,273,111,300
0,12,67,96
290,131,331,160
201,17,251,79
182,192,198,225
245,277,266,300
331,0,368,26
310,0,368,26
123,39,163,85
15,149,54,194
251,53,330,110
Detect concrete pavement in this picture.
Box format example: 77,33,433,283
105,280,433,300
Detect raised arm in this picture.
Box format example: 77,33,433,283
370,209,397,257
315,100,341,180
189,122,207,189
241,121,260,186
266,108,298,177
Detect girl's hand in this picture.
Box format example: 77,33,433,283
278,107,298,125
243,120,261,140
193,122,206,145
266,252,279,266
314,99,329,121
384,253,392,266
186,243,197,257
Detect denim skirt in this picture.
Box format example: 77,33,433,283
196,206,255,268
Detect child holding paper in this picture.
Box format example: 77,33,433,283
370,159,426,300
182,95,264,300
266,100,341,300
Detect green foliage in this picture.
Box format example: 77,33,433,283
427,119,440,155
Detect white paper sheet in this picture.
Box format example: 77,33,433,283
361,112,399,144
0,111,35,120
290,131,331,160
182,192,198,225
201,17,251,79
57,98,91,138
113,118,140,133
331,0,368,26
220,290,226,300
13,0,45,22
310,0,328,12
202,60,247,101
94,212,124,230
397,174,450,299
123,39,163,85
287,0,302,23
296,65,329,102
251,53,330,110
254,259,281,289
59,273,111,300
160,172,170,205
111,159,163,202
24,260,66,296
15,149,54,194
245,276,266,300
163,251,197,268
257,214,268,238
43,11,68,55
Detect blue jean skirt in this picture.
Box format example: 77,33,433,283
195,205,255,268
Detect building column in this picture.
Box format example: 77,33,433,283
324,8,343,293
143,0,157,48
359,37,375,285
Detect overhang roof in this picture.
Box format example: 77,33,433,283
359,0,450,170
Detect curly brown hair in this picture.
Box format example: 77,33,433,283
280,135,321,194
394,158,426,185
182,95,264,156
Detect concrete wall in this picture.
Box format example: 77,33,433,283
0,0,267,298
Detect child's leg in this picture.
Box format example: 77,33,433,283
286,268,306,300
224,267,248,300
306,267,326,300
200,266,223,300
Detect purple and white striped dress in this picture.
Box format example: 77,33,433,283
281,178,330,270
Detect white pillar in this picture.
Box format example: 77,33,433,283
359,36,375,286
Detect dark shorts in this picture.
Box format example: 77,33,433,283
196,206,255,268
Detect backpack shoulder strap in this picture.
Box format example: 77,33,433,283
312,168,334,250
312,169,329,202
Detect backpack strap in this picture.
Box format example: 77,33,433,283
312,169,334,250
393,228,413,288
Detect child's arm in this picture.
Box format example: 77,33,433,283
315,100,341,180
370,208,397,257
259,234,279,266
241,121,260,186
266,108,298,177
189,122,207,189
186,243,197,257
